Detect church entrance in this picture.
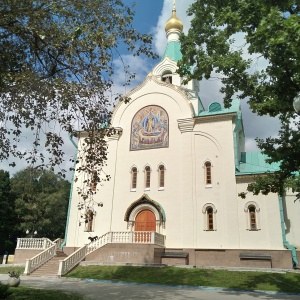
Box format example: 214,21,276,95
134,210,156,243
135,210,156,231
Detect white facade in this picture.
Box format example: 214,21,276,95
65,6,300,267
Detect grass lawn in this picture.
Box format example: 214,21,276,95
6,286,86,300
66,265,300,294
0,266,25,275
1,265,300,294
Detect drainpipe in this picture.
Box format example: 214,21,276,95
278,194,298,267
60,134,78,250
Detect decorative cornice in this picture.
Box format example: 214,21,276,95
108,127,123,141
177,118,195,133
236,173,271,183
111,74,195,124
124,193,166,222
194,113,236,123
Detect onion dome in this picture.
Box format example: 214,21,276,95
165,7,183,33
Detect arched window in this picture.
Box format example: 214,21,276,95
158,165,165,189
162,70,172,84
85,210,94,232
205,162,212,185
207,207,214,230
131,167,137,190
244,201,260,230
145,166,151,189
249,206,257,230
202,203,217,231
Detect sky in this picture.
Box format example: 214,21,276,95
1,0,281,178
123,0,280,150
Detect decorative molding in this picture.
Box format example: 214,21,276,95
202,203,217,214
244,201,261,230
177,118,195,133
111,74,195,124
108,127,123,141
124,194,166,225
194,113,236,123
244,201,260,213
203,159,213,168
157,162,167,171
129,164,139,173
202,203,217,231
143,164,152,171
152,57,178,76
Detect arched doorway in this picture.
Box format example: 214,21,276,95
135,210,156,232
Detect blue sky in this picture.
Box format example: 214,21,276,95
1,0,280,177
118,0,280,151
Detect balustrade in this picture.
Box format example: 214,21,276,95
16,238,53,250
24,244,56,275
58,245,87,276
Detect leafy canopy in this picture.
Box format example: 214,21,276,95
0,170,17,253
0,0,157,175
11,168,71,239
179,0,300,197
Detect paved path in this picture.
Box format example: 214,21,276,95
1,275,300,300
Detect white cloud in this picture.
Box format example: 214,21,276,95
153,0,194,56
154,0,280,152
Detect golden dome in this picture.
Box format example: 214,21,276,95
165,9,183,33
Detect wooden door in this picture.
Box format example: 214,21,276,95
135,210,156,231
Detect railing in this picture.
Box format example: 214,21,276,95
16,238,53,250
58,231,166,276
24,243,56,275
58,245,87,276
86,231,165,254
53,238,64,251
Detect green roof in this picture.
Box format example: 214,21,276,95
162,41,182,62
198,99,241,117
236,152,281,175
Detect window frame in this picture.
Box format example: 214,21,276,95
202,203,217,231
244,201,260,231
158,164,165,190
144,166,151,190
205,161,212,185
131,167,138,191
207,207,214,230
249,206,257,230
85,209,95,232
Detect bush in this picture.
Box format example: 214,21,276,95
0,282,11,299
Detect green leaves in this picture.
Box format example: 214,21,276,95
0,0,157,172
179,0,300,198
11,168,71,239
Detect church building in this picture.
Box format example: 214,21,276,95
63,3,300,270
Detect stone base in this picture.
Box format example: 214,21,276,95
80,244,299,269
85,243,165,264
13,249,42,264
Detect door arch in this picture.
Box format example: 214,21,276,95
135,210,156,231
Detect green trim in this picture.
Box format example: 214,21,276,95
61,134,78,250
278,194,298,266
124,193,166,222
162,41,182,62
198,99,241,117
233,112,243,171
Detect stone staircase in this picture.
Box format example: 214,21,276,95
30,250,67,277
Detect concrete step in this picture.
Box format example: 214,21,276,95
30,252,68,277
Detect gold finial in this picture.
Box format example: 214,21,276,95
165,0,183,33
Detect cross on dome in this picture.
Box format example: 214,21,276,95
165,0,183,34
